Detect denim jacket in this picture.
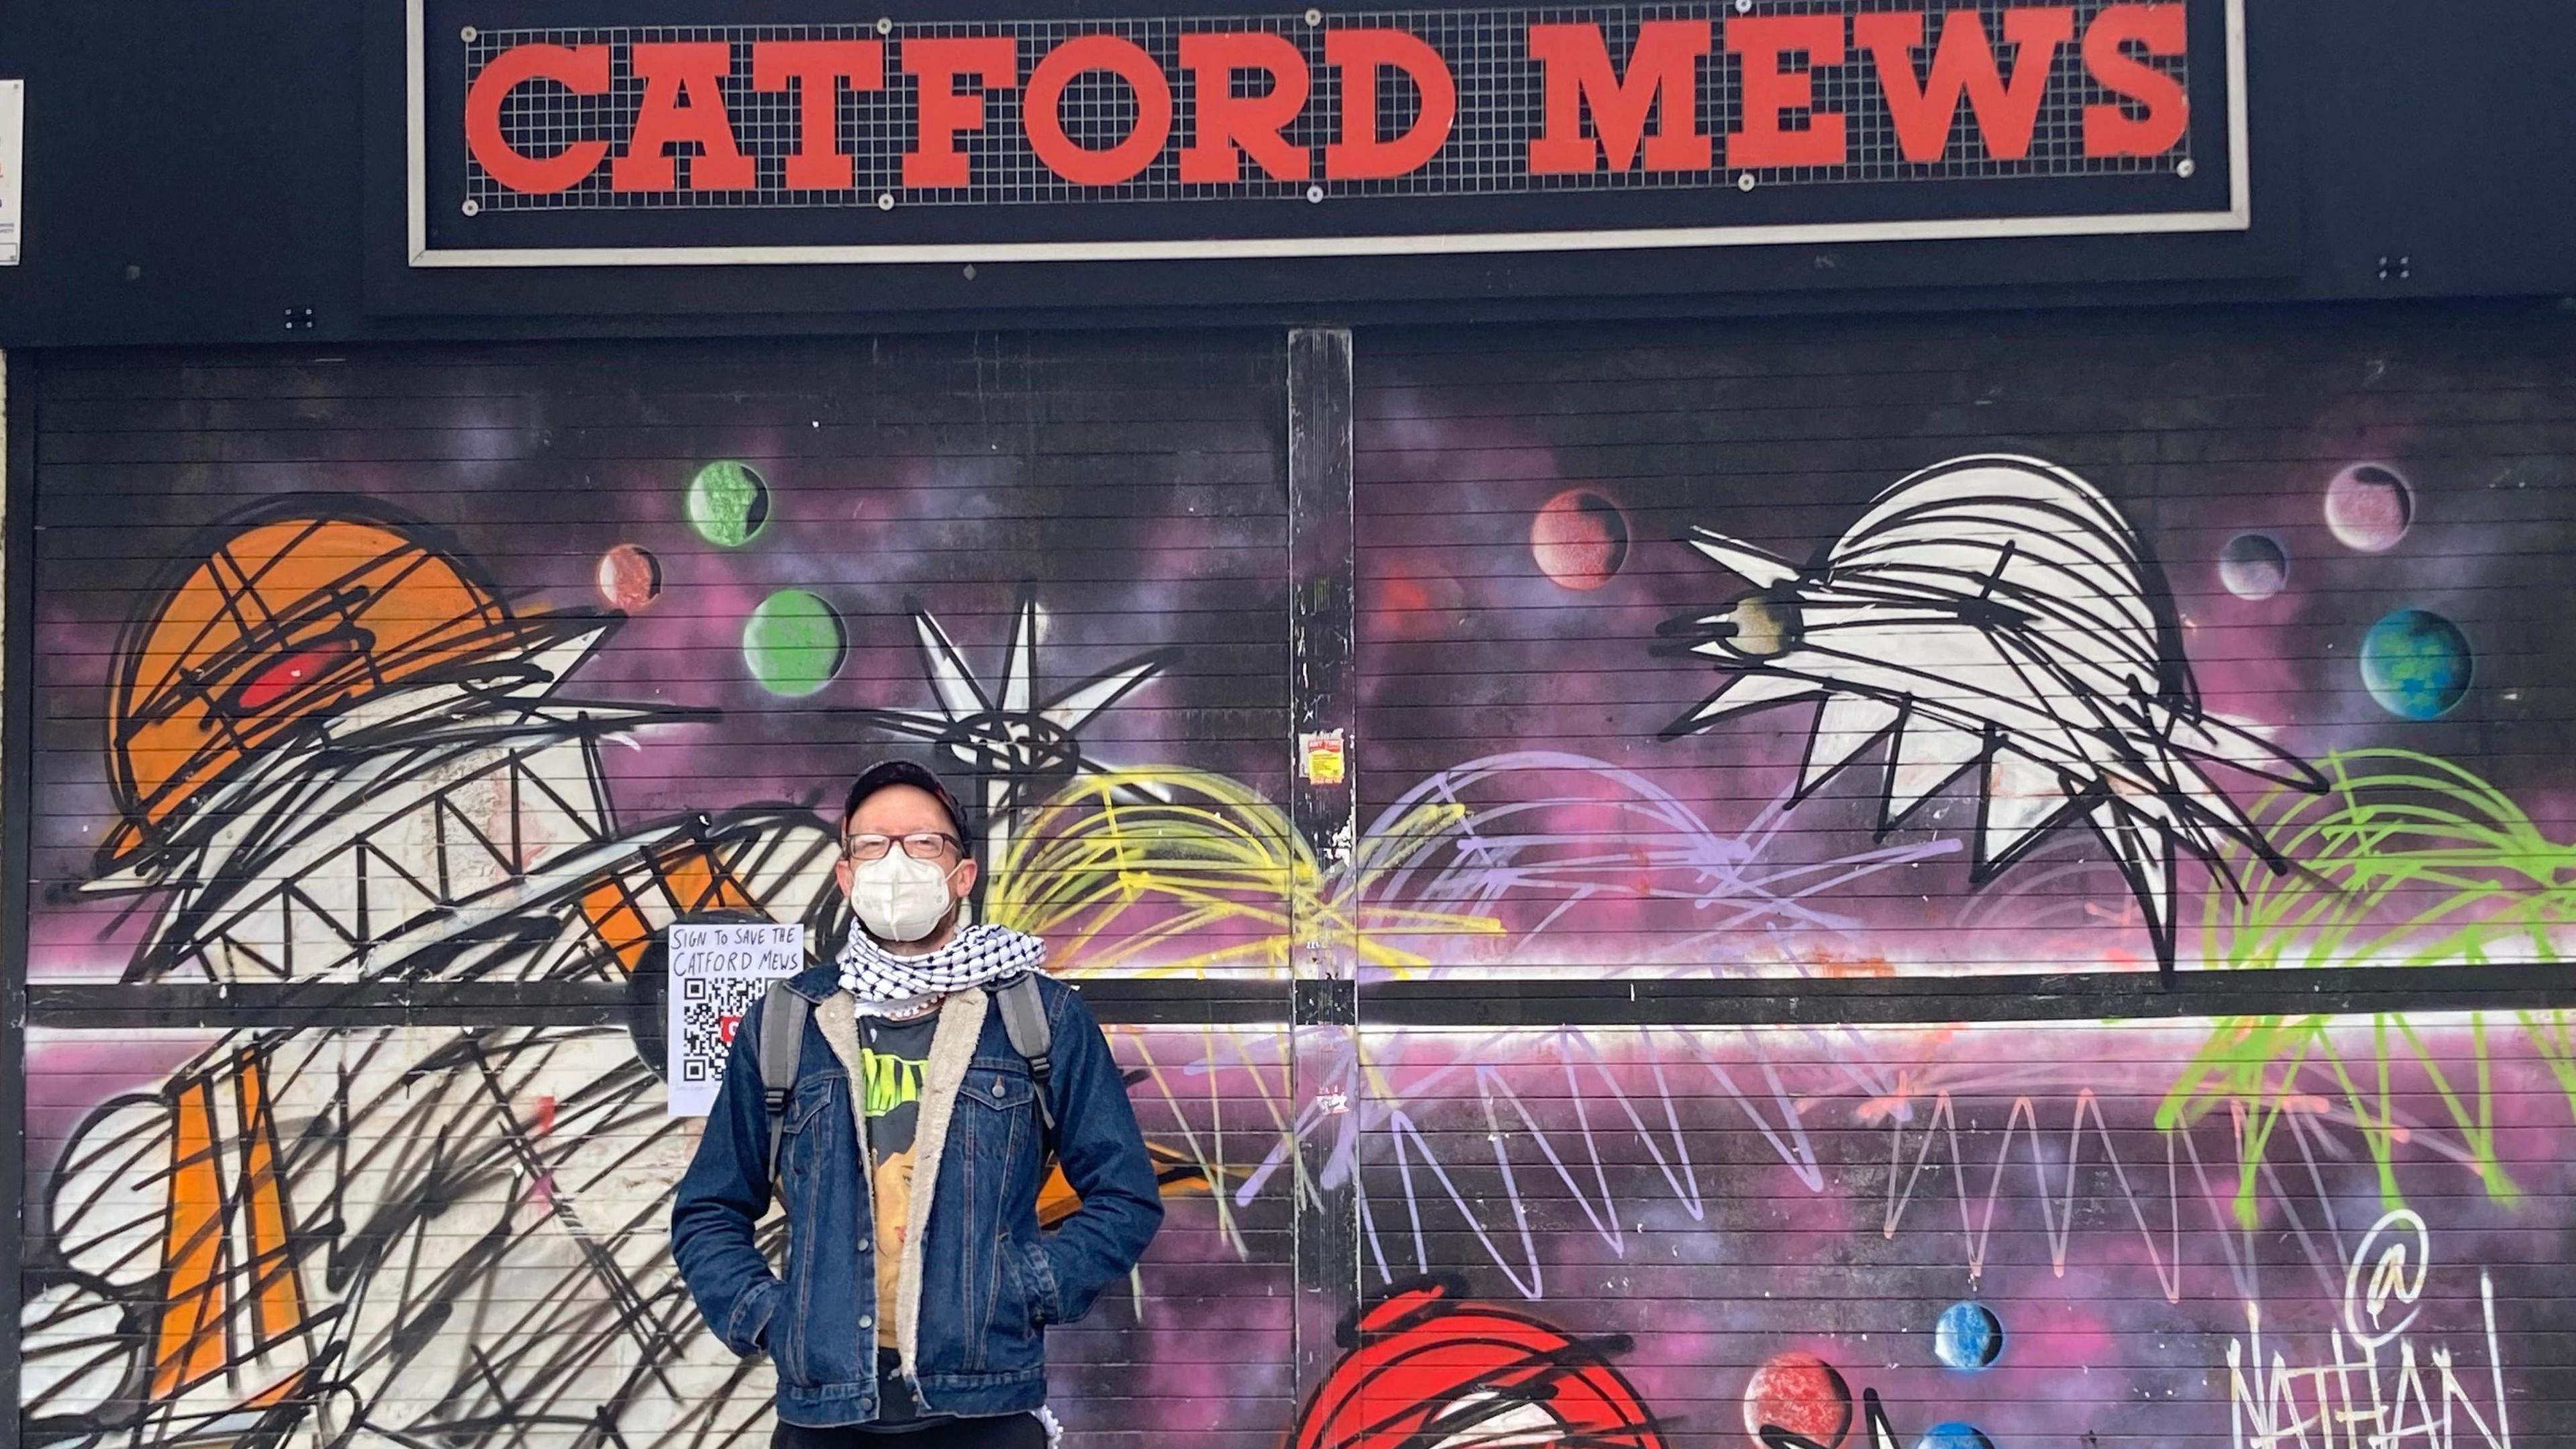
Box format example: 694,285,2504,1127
672,964,1164,1427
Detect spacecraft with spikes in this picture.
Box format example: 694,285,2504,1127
1660,455,2326,973
20,500,839,1449
850,587,1168,875
21,508,1227,1449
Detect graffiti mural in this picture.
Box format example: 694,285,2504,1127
1289,1280,1664,1449
20,500,843,1449
1658,454,2326,975
19,340,1305,1449
1353,322,2575,979
1323,1016,2572,1449
19,319,2576,1449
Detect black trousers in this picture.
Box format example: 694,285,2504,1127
772,1415,1046,1449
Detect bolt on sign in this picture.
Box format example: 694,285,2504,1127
407,0,2245,266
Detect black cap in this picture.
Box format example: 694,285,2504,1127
842,760,973,848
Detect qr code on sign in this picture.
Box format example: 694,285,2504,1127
676,973,766,1087
665,920,804,1116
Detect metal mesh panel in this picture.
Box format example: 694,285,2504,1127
461,1,2192,213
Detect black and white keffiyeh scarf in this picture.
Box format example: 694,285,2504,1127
835,921,1047,1008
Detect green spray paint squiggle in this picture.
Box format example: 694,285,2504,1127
2157,749,2576,1225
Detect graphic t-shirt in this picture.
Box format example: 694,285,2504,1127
855,1008,941,1432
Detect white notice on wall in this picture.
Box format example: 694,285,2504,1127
666,920,805,1117
0,81,22,266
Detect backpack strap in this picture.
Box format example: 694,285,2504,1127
994,973,1058,1147
758,981,810,1186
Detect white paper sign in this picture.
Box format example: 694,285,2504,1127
0,81,22,266
666,920,804,1117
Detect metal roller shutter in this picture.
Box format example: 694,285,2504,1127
16,335,1298,1449
15,303,2576,1449
1346,307,2576,1447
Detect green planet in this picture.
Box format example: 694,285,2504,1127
687,460,771,547
743,590,845,696
2359,607,2472,720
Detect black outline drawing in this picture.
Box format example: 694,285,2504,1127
21,498,840,1449
849,586,1168,878
1659,454,2327,975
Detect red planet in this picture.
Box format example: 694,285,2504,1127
1531,487,1631,591
596,543,663,611
1743,1351,1853,1446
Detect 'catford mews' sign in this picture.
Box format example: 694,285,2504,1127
407,0,2245,266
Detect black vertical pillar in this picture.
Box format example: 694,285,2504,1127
1,351,35,1426
1285,326,1359,1403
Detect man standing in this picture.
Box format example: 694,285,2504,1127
675,761,1165,1447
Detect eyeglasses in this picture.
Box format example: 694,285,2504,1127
843,831,964,863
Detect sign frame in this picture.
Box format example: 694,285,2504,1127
405,0,2249,269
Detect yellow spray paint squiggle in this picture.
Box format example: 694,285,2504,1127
984,765,1502,978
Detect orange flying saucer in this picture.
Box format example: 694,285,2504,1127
99,500,566,871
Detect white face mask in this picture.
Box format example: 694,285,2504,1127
846,849,961,945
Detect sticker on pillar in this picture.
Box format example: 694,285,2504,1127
665,920,806,1116
0,80,23,265
1301,731,1346,786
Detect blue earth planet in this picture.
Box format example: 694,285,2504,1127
2359,608,2472,720
1935,1300,2004,1371
1917,1424,1995,1449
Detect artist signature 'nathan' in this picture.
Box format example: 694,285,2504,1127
2227,1210,2512,1449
